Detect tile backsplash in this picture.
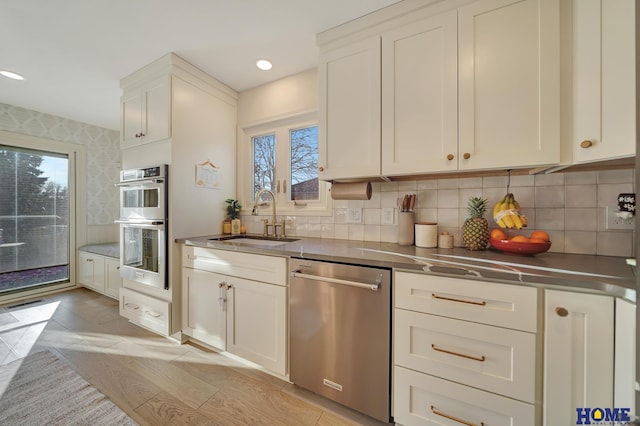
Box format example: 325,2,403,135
242,169,635,257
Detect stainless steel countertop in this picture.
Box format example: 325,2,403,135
176,234,636,302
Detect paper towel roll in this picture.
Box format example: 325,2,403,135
330,182,372,200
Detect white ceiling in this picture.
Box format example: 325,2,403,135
0,0,401,131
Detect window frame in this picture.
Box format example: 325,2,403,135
238,112,332,217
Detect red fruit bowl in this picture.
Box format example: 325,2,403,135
489,237,551,255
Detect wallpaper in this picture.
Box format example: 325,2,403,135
0,103,120,225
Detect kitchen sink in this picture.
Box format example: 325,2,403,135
209,235,298,246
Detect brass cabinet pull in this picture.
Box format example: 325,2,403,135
318,166,324,172
580,140,593,149
431,405,484,426
432,293,486,306
555,307,569,317
463,152,471,159
447,154,455,161
431,344,486,362
226,284,232,290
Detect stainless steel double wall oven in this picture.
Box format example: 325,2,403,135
116,165,168,290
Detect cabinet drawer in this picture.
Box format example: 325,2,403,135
395,309,536,403
394,366,534,426
395,271,537,332
182,246,287,286
120,288,170,336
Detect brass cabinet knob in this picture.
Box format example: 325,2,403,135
446,154,454,161
580,140,593,149
318,166,324,172
463,152,471,160
555,307,569,317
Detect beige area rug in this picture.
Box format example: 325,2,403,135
0,350,137,425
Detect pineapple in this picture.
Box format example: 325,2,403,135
463,197,489,250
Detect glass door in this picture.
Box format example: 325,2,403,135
0,146,70,294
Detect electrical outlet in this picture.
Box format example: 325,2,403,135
382,208,395,225
605,206,635,230
347,208,363,224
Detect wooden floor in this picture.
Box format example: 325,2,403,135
0,288,389,425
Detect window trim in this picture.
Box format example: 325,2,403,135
0,130,85,303
238,111,332,217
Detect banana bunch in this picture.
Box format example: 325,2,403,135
493,193,528,229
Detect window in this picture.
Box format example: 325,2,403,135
241,114,330,215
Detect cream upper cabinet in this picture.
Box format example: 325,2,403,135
381,11,458,176
572,0,635,163
458,0,560,171
318,0,560,180
544,289,614,425
121,75,171,149
318,37,381,181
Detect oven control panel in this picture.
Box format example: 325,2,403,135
120,165,167,182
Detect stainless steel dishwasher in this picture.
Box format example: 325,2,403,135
289,258,391,423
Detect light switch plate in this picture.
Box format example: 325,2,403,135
382,208,395,225
347,208,363,223
605,206,634,230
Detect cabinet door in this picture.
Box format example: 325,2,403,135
121,90,143,148
318,37,381,180
120,75,171,149
182,268,227,350
544,290,614,425
573,0,635,162
104,258,121,299
78,252,104,293
142,75,171,144
614,298,636,414
382,11,458,175
226,277,286,376
458,0,560,170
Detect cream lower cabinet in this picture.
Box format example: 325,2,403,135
78,251,105,293
182,267,227,350
104,258,121,299
393,272,538,425
615,298,636,414
543,290,614,425
181,246,288,376
78,251,121,299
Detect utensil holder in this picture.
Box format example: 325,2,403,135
398,212,415,246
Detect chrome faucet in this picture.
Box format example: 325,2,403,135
252,189,285,237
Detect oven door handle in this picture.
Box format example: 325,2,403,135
115,179,164,187
115,219,165,230
291,271,381,291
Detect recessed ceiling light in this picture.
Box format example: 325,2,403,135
0,70,25,80
256,60,272,71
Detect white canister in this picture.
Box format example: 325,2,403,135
415,222,438,248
